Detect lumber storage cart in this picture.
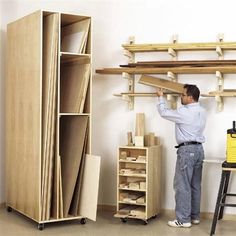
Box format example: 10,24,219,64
6,10,100,230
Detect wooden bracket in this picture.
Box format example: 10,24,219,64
168,48,177,60
214,34,225,112
122,72,134,110
122,36,135,109
167,35,179,109
123,36,135,63
167,71,177,82
216,71,224,92
216,33,224,60
215,95,224,112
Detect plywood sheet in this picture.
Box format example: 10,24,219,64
61,18,90,53
69,125,88,215
60,63,90,113
138,74,184,93
78,155,101,221
41,13,59,221
60,116,89,217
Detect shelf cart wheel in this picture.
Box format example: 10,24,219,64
6,206,12,212
121,218,127,223
80,218,86,225
143,220,148,225
38,223,44,231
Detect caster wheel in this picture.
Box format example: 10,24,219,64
80,218,86,225
143,220,148,225
6,206,12,212
38,223,44,231
121,218,127,223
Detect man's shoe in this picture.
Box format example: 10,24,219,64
167,220,192,228
191,219,200,225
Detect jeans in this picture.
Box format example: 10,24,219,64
174,144,204,223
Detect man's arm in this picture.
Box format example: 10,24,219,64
156,89,183,123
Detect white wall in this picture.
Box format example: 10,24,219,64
1,0,236,215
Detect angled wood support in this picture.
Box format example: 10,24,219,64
123,36,135,63
215,95,224,112
216,71,224,92
215,71,224,112
167,35,178,109
122,36,136,109
216,33,224,60
215,34,224,111
122,72,134,110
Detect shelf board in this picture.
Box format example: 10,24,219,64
119,187,146,192
122,41,236,52
119,173,146,177
59,113,90,116
42,215,83,223
201,90,236,97
118,201,146,206
61,52,90,64
114,213,146,220
119,146,153,149
114,92,179,97
96,66,236,74
119,160,146,164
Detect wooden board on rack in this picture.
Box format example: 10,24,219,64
203,90,236,97
138,74,184,93
122,41,236,52
120,60,236,68
96,66,236,74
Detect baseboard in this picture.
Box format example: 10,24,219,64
98,205,236,220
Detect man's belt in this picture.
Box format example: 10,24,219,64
175,141,202,149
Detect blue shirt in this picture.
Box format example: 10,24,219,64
157,96,206,145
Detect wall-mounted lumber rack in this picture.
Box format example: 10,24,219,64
96,36,236,111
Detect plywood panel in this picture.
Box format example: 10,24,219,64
78,155,101,221
60,62,90,113
61,18,90,53
69,125,88,215
60,116,89,217
41,12,59,221
6,10,42,221
138,74,184,93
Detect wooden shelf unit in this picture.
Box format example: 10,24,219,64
6,10,100,230
115,146,162,224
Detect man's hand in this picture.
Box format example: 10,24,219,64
156,88,163,97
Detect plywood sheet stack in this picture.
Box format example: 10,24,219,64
41,13,59,221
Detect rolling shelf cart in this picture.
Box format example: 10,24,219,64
114,145,162,224
6,10,100,230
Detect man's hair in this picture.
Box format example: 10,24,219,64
184,84,200,102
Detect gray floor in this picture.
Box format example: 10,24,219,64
0,208,235,236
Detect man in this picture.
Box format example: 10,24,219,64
156,84,206,228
